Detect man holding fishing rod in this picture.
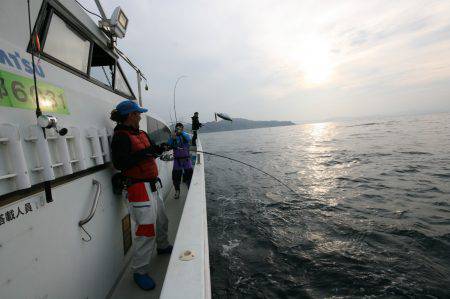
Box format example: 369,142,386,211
191,112,202,146
167,122,193,199
110,100,173,291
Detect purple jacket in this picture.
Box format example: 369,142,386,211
168,131,192,170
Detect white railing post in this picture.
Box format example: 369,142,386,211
87,127,104,165
0,124,31,189
57,132,73,176
99,128,111,162
29,125,55,182
71,127,87,170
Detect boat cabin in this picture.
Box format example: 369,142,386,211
0,0,210,298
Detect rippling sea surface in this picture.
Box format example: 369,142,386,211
202,112,450,298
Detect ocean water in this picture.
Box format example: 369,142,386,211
202,112,450,298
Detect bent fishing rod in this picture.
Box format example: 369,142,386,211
188,149,299,196
162,109,297,195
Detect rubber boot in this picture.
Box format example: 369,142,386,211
157,245,173,255
133,273,156,290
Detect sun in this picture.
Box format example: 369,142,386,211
263,30,334,87
300,36,333,85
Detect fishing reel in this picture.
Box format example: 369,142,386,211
37,115,68,136
159,152,174,162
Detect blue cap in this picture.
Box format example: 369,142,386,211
116,100,148,115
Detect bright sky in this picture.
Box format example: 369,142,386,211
81,0,450,123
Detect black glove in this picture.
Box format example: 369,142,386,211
134,146,157,158
149,147,162,158
145,147,157,155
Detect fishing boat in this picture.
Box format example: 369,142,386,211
0,0,210,298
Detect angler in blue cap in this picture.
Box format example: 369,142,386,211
110,100,172,291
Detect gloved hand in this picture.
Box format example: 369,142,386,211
150,148,162,158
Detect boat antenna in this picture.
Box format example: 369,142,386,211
27,0,53,203
193,150,299,196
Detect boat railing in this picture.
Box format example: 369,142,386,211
160,139,211,298
78,179,102,241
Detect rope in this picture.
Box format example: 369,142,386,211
101,65,112,86
74,0,103,19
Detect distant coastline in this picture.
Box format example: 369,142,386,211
197,118,295,133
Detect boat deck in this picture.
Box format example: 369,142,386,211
109,184,189,299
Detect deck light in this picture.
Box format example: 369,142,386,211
108,6,128,38
98,6,128,39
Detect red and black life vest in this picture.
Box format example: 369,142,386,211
116,129,158,180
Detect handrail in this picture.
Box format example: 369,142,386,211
79,179,102,241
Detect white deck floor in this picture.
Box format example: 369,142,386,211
109,184,189,299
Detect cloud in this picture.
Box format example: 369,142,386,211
79,0,450,122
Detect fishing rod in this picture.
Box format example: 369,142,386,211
164,113,298,194
173,75,186,123
189,149,299,196
27,0,41,119
27,0,53,203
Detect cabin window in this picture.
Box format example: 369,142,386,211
90,43,115,87
115,66,132,96
30,2,136,99
43,13,90,73
147,117,172,145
